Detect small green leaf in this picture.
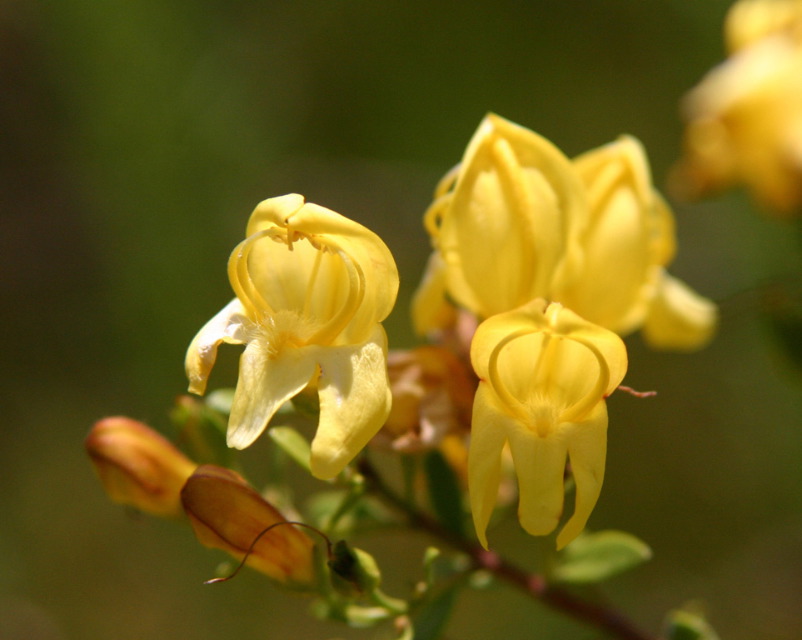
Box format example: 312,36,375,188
412,583,460,640
552,530,652,584
424,450,465,536
268,426,311,472
664,609,720,640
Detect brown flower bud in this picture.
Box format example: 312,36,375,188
181,465,315,586
86,417,196,518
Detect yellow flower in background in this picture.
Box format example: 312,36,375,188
725,0,802,52
181,465,316,586
469,299,627,550
420,113,587,321
562,136,717,349
673,30,802,215
186,194,399,479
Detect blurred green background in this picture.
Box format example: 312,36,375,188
3,1,802,638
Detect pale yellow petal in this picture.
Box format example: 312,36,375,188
185,298,250,395
469,298,549,381
411,252,458,336
468,384,510,549
505,420,569,539
556,403,608,549
543,304,628,395
310,325,392,479
642,271,718,351
227,341,319,449
439,114,586,316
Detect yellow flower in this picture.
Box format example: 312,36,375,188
181,465,316,586
674,36,802,215
725,0,802,52
85,417,196,518
420,113,587,321
562,135,717,349
185,194,399,479
469,300,627,550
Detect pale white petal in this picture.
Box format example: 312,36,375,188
185,298,250,395
310,325,391,479
227,341,319,450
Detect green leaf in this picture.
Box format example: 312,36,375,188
412,583,459,640
552,530,652,584
268,426,311,472
424,450,465,536
664,609,720,640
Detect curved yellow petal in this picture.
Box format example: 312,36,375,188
185,298,250,395
557,402,608,549
227,341,319,449
506,419,569,539
468,384,510,549
642,271,718,351
310,325,392,479
246,196,399,343
411,252,458,336
566,136,659,333
432,114,587,318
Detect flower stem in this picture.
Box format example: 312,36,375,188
357,458,660,640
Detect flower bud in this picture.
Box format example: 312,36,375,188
180,465,315,586
85,417,196,518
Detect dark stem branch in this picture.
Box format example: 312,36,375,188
358,458,660,640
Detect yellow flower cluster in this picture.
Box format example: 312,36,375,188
174,117,714,552
414,114,716,548
673,0,802,216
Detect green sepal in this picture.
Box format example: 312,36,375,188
551,530,652,584
268,425,312,472
424,449,465,536
329,541,381,596
664,609,720,640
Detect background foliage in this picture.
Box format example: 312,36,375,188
2,1,801,638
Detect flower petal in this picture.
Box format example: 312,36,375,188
557,402,608,549
310,325,392,479
506,419,569,540
468,384,510,549
642,271,718,351
227,341,319,449
411,252,458,336
185,298,250,395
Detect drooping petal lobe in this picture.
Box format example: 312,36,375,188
311,325,392,479
185,298,250,395
227,341,320,449
468,385,510,549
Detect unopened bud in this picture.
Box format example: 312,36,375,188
181,465,315,586
86,417,196,518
